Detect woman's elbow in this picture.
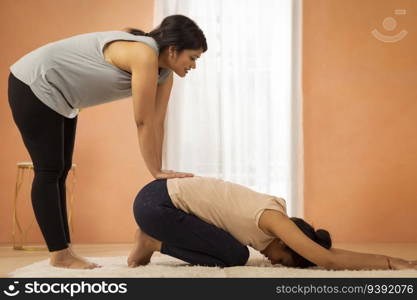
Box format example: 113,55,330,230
135,118,151,128
135,117,162,129
136,120,144,128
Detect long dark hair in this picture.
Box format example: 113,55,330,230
126,14,207,54
288,217,332,268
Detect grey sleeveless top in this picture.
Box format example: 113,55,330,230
10,31,172,118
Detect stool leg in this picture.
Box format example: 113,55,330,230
13,167,24,250
13,166,48,251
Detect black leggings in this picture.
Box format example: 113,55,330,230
133,179,250,267
8,73,77,252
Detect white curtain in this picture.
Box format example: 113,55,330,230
155,0,303,217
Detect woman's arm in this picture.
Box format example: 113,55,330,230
329,248,415,270
128,44,160,177
329,248,392,270
259,210,417,270
258,210,334,269
154,72,174,170
121,43,192,179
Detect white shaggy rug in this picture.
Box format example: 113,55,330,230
8,249,417,278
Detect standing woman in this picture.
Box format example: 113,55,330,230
7,15,207,269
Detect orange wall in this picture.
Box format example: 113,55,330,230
303,0,417,242
0,0,154,244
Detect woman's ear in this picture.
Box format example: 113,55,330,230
168,46,177,58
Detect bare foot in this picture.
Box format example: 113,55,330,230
127,227,161,268
50,248,101,269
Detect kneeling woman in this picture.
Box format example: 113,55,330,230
128,177,417,270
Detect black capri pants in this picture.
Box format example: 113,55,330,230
133,179,250,267
8,72,77,252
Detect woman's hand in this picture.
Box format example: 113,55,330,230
388,257,417,270
154,170,194,179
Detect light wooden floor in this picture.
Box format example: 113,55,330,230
1,243,417,277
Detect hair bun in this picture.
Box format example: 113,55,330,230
315,229,332,249
126,28,147,36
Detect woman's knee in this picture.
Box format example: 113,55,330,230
33,157,66,178
33,167,65,183
133,182,167,232
225,246,249,267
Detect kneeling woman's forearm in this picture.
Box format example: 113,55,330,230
330,248,390,270
330,248,415,271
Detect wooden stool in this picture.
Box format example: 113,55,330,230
12,162,77,251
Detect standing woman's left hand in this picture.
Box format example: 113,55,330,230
155,170,194,179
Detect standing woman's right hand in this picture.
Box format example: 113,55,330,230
155,170,194,179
